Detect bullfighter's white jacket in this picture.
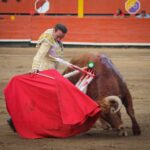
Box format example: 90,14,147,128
32,29,63,71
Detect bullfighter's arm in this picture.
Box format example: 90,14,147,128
32,41,51,70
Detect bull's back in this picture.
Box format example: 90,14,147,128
64,53,130,102
84,54,121,100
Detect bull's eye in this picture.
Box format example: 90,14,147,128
88,62,95,68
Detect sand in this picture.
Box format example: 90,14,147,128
0,47,150,150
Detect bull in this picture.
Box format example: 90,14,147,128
63,53,141,136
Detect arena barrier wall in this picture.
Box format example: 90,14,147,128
0,15,150,45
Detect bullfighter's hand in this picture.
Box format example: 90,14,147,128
29,69,39,74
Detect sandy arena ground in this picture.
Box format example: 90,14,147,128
0,47,150,150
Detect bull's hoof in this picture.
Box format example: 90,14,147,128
133,126,141,136
117,126,128,136
118,129,128,136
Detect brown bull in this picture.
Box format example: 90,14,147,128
63,53,141,136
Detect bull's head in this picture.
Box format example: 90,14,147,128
96,96,128,136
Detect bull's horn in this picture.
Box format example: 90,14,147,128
104,96,122,114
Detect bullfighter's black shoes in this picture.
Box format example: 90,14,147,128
7,118,16,132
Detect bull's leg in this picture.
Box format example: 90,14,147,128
126,106,141,135
98,118,112,130
122,93,141,135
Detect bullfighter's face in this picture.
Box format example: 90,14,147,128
53,29,66,42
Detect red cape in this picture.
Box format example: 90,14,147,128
4,69,100,139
